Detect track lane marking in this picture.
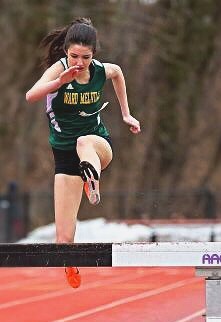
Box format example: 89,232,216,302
0,270,162,310
52,277,200,322
174,309,205,322
0,273,66,291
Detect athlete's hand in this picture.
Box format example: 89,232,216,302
58,66,83,85
123,115,141,134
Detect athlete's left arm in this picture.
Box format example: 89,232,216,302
103,63,141,134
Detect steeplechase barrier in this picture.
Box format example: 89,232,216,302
0,241,221,321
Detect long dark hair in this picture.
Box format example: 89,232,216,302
40,18,98,68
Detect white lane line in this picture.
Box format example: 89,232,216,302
0,270,161,310
52,277,200,322
0,277,54,291
0,270,65,291
174,309,205,322
0,271,93,290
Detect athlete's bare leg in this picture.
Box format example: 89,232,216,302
54,174,83,288
54,174,83,243
76,135,113,205
76,135,113,173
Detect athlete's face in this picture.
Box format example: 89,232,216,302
66,44,93,71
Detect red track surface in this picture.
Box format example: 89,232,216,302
0,267,205,322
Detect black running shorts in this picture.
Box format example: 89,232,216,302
52,136,112,176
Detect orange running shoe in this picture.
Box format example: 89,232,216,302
65,267,81,288
83,179,100,205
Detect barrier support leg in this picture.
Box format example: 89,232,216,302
196,268,221,322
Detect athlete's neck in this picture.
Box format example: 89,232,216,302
75,69,90,84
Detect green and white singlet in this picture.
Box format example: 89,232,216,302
46,58,109,150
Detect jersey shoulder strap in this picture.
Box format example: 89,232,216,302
60,57,68,70
92,59,104,68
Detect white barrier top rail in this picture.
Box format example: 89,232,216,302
112,242,221,267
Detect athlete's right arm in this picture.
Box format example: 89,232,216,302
26,62,80,103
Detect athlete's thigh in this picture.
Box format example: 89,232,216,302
85,135,113,170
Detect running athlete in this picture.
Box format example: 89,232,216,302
26,17,141,288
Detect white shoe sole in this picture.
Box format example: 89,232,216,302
85,177,100,205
